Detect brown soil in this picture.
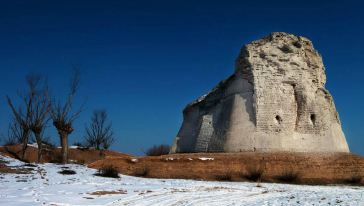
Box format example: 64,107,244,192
89,190,127,196
1,144,363,185
88,152,364,185
0,144,130,164
0,163,16,173
0,162,33,174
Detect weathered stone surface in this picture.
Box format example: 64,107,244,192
171,32,349,153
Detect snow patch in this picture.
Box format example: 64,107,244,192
27,143,38,148
198,157,214,161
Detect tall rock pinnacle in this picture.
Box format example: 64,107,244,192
171,32,349,153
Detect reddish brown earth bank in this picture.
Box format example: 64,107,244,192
1,145,363,185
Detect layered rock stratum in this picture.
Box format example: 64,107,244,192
171,32,349,153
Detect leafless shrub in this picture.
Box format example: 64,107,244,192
95,165,119,178
344,175,362,185
72,141,84,147
2,120,23,146
144,144,170,156
241,165,264,182
276,169,300,183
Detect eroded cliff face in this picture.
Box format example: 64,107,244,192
171,32,349,153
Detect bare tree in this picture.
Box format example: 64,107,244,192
51,70,82,164
0,119,30,161
28,75,51,162
1,119,23,146
6,75,38,160
7,74,50,162
84,110,114,150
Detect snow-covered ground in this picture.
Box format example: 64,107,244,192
0,154,363,206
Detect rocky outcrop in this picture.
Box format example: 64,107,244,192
171,32,349,153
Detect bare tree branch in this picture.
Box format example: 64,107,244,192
28,74,51,163
5,74,42,160
84,110,114,150
50,68,83,164
1,119,23,146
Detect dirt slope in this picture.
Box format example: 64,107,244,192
0,144,130,164
1,145,363,185
89,152,364,185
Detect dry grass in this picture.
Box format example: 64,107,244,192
89,190,127,196
0,144,130,165
275,170,300,183
133,166,149,177
80,152,364,185
1,146,362,186
344,175,362,185
0,165,33,174
215,170,233,181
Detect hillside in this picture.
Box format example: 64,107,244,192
89,152,364,185
0,144,130,164
1,145,363,185
1,154,363,206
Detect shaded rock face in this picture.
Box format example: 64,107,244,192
171,32,349,153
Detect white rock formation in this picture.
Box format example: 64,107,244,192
171,32,349,153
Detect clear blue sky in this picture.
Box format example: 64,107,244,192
0,0,363,155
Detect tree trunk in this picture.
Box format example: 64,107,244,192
34,133,43,163
21,131,29,161
21,140,27,160
60,132,69,164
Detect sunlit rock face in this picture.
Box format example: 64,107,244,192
170,32,349,153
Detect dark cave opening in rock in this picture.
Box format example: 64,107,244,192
275,115,283,124
310,114,316,125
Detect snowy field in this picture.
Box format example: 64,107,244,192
0,154,363,206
